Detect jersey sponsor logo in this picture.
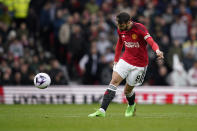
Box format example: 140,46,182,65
124,41,140,48
131,33,137,40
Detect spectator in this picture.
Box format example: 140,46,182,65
40,2,52,51
182,31,197,70
182,30,197,59
167,54,188,86
27,8,39,37
13,0,31,27
0,4,11,26
49,59,68,85
154,65,169,86
96,32,112,55
89,24,99,41
190,0,197,19
21,34,29,47
0,0,196,86
101,1,113,14
30,55,39,73
188,61,197,86
9,39,24,58
67,24,86,79
159,35,170,59
69,23,84,52
12,59,20,73
143,1,155,18
20,63,30,85
27,72,35,85
17,23,28,40
167,40,183,69
13,72,22,85
79,41,101,84
2,67,12,85
170,15,188,44
162,5,174,24
67,0,83,14
85,0,99,14
58,16,72,45
2,0,14,14
100,61,113,85
40,2,51,28
38,63,47,73
53,9,65,39
0,35,4,54
150,58,169,86
179,4,192,26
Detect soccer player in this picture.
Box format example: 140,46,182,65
88,12,164,117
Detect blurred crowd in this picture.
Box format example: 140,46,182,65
0,0,197,86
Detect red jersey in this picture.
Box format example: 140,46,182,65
114,22,159,67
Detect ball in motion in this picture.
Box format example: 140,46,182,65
34,73,51,89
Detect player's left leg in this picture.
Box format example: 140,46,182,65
124,65,147,117
124,83,136,117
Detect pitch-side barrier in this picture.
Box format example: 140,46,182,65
0,86,197,105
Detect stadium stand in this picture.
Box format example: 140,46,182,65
0,0,197,86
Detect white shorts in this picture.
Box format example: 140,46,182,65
113,59,147,86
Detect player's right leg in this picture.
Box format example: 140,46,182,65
88,71,123,117
88,59,130,117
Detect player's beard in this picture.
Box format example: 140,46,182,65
119,25,127,31
126,23,132,31
119,24,130,31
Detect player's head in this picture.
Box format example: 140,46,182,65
116,12,131,31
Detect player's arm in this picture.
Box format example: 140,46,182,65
146,37,164,60
114,37,123,65
137,23,164,59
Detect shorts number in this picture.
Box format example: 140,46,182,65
135,72,146,84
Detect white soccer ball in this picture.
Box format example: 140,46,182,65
34,73,51,89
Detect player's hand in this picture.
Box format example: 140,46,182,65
156,50,164,60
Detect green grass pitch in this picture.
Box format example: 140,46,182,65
0,104,197,131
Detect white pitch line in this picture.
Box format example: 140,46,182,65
43,115,81,118
63,115,80,118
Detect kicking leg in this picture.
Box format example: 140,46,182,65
88,71,123,117
100,71,123,111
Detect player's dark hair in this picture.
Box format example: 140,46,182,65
116,12,131,24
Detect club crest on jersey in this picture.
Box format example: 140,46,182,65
131,34,137,40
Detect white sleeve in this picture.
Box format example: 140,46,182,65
79,55,89,71
144,33,151,40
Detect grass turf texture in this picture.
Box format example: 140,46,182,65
0,104,197,131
